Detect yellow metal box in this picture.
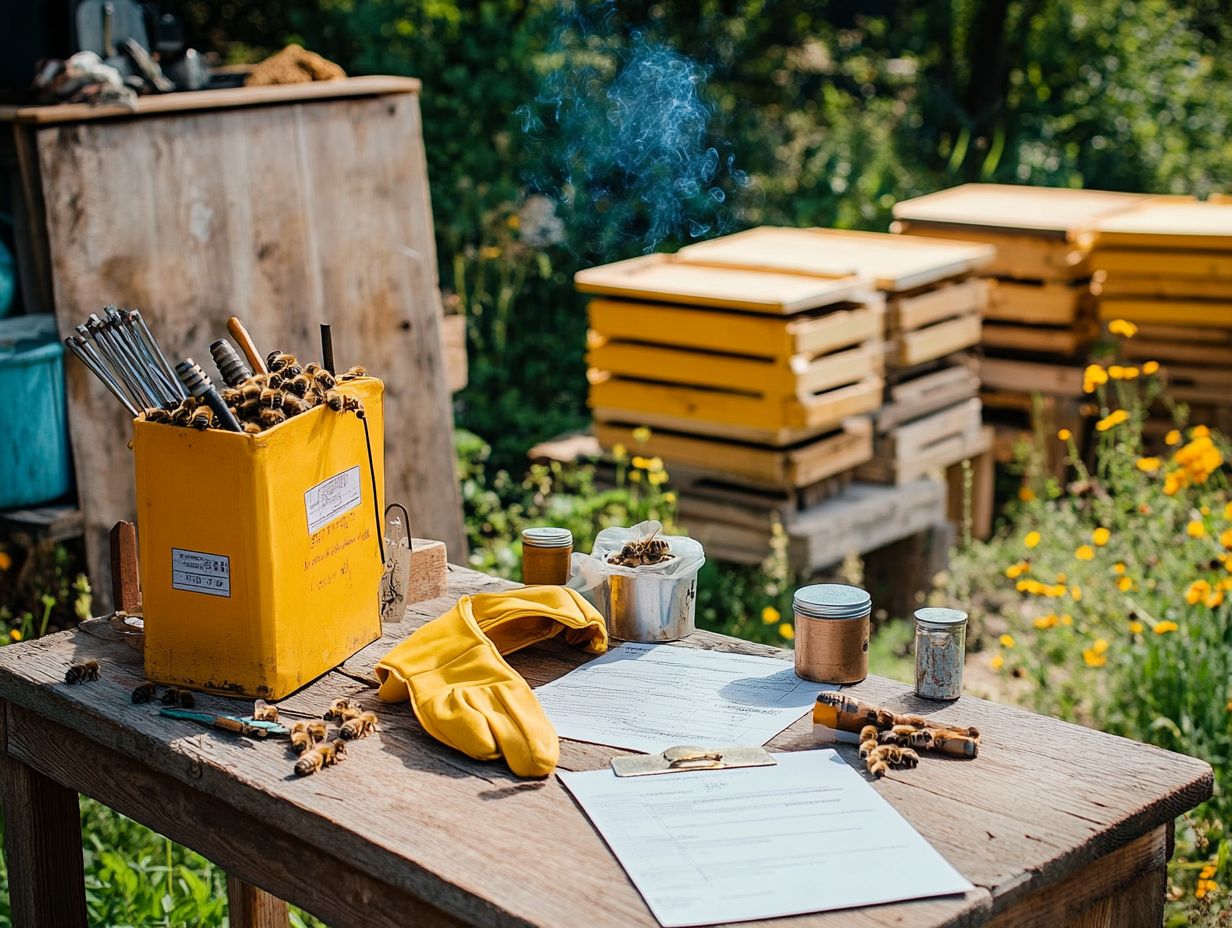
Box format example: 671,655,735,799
134,378,385,698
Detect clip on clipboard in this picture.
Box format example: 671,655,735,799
611,745,776,777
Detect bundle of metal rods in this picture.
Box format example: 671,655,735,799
64,306,185,416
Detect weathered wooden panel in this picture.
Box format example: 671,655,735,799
34,89,464,605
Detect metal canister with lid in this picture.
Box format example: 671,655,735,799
521,527,574,585
914,607,968,701
792,584,872,684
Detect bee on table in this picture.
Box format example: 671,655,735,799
65,659,100,684
326,738,348,764
289,721,315,755
294,740,337,776
306,719,328,743
160,687,195,708
339,711,378,740
324,698,360,723
252,699,279,722
131,682,158,704
858,724,879,759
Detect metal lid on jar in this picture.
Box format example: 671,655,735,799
792,584,872,620
522,527,574,549
914,607,968,630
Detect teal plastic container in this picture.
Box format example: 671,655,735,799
0,315,73,508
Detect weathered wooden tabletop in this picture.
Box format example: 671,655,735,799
0,565,1213,928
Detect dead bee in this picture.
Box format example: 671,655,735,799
339,711,378,740
885,724,918,745
324,698,360,722
284,374,312,398
869,757,889,778
337,365,367,382
266,352,302,378
858,724,879,759
326,738,348,764
259,388,311,415
65,659,100,684
252,699,279,722
160,687,195,708
141,407,173,424
259,407,287,428
322,390,345,411
221,387,242,406
307,719,328,743
242,421,262,435
865,744,919,777
306,366,336,392
907,728,936,750
189,406,214,430
266,372,285,390
171,400,196,427
607,528,674,567
131,682,158,704
294,740,336,776
289,721,314,755
239,381,264,403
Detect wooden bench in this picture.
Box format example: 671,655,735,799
0,564,1212,927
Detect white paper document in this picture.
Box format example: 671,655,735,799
559,750,973,927
534,643,827,753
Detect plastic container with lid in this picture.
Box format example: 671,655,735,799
0,315,72,508
792,584,872,684
914,608,968,701
521,527,574,585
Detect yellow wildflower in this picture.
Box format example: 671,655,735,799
8,629,21,642
999,633,1015,648
1057,428,1072,441
1109,365,1139,380
1055,572,1067,583
778,623,795,641
1225,502,1232,520
611,443,628,460
648,470,668,486
1114,562,1126,574
761,606,781,625
1207,590,1225,608
1117,576,1133,592
1221,529,1232,549
1165,429,1182,446
1136,457,1161,473
0,550,10,571
1092,527,1111,546
1005,561,1030,579
1187,520,1207,539
1083,364,1108,393
628,469,642,483
1018,487,1036,502
1142,360,1160,375
663,492,677,504
1108,318,1138,338
1082,645,1107,668
1163,471,1188,496
631,426,652,443
990,653,1004,670
1186,581,1211,604
1075,545,1095,561
1154,621,1179,635
647,456,664,472
1095,409,1129,432
631,455,650,470
1071,585,1083,601
1129,621,1144,634
1060,613,1074,626
1024,531,1041,549
1191,425,1210,438
1108,364,1125,379
1034,614,1058,630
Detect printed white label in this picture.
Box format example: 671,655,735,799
305,465,362,533
171,548,231,597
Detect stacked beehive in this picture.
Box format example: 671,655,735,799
576,227,997,565
891,184,1151,466
1090,199,1232,434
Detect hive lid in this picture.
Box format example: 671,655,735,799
1092,200,1232,252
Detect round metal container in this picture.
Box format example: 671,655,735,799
605,568,698,642
913,607,968,701
792,584,872,684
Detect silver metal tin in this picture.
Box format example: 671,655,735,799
915,608,968,630
792,584,872,620
521,527,574,549
605,568,697,642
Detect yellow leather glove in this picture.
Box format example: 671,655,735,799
374,587,607,777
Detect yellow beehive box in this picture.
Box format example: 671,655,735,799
134,377,385,699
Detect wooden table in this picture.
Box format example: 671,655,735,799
0,565,1212,928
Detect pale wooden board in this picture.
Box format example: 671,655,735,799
0,562,1214,928
874,364,981,434
1093,274,1232,301
0,76,421,125
1092,200,1232,251
587,336,882,398
587,297,883,360
858,401,987,485
1096,297,1232,329
889,278,990,331
441,314,469,393
574,254,868,314
675,227,994,292
891,184,1155,238
980,358,1085,397
35,91,465,607
1093,249,1232,279
986,280,1090,325
892,224,1093,281
981,322,1088,356
592,417,873,489
891,313,982,368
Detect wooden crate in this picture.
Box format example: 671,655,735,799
857,398,987,484
987,280,1091,325
593,417,872,491
873,361,980,432
884,278,986,369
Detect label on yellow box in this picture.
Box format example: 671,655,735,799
171,548,231,597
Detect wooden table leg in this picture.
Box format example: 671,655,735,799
227,874,289,928
0,752,88,928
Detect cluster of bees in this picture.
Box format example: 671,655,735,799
289,698,379,777
858,715,981,778
131,682,195,708
607,528,675,567
139,352,368,433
